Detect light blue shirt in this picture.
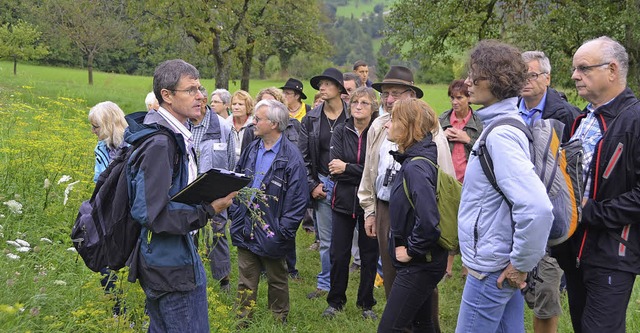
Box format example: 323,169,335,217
251,135,282,189
518,91,547,125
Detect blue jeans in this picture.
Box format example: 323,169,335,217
456,269,524,333
315,174,334,291
142,263,209,333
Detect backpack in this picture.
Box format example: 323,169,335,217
475,117,584,246
402,156,462,251
71,128,178,272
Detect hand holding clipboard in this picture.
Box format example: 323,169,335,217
171,168,251,205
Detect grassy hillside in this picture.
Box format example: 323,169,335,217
0,61,638,332
334,0,396,18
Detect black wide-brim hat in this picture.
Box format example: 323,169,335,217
372,65,424,98
310,68,347,94
280,78,307,100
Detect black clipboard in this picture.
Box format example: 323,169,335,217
171,168,251,204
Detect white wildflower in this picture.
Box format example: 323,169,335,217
3,200,23,214
63,180,79,206
0,214,4,218
40,238,53,244
57,175,72,184
43,179,51,189
6,253,20,260
6,240,20,247
15,239,30,247
66,247,77,253
16,246,30,252
53,280,67,286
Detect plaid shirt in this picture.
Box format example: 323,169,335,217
571,104,602,199
188,108,211,155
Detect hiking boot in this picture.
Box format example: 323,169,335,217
322,306,341,318
308,240,320,251
306,288,328,299
289,271,302,281
362,309,377,320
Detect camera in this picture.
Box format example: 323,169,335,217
383,168,396,187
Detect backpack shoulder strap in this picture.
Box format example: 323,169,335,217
402,156,436,209
474,118,531,209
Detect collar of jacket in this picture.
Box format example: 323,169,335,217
475,97,520,127
390,133,436,164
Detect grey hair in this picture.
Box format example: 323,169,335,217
144,91,158,110
522,51,551,74
587,36,629,84
153,59,200,105
343,72,362,88
255,99,289,132
211,89,231,105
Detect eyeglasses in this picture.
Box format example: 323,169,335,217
380,89,411,100
527,72,548,81
170,86,205,96
571,62,611,74
351,100,371,107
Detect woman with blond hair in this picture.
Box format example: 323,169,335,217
227,90,255,161
87,100,128,315
377,98,446,332
88,101,128,182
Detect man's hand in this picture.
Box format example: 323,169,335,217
311,183,327,199
395,246,412,263
210,191,238,214
496,263,527,290
364,215,377,238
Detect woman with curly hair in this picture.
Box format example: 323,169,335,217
455,40,553,333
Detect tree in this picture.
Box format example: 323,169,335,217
384,0,640,90
0,20,48,75
42,0,129,85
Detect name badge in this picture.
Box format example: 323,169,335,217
213,142,227,150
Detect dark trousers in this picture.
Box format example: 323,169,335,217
378,264,445,333
236,247,289,320
285,238,298,275
327,211,379,310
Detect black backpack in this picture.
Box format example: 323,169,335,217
71,127,178,272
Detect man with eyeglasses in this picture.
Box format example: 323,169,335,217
517,51,580,333
124,59,237,332
358,65,455,332
553,36,640,333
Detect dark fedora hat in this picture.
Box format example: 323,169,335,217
310,68,346,94
280,78,307,100
372,65,424,98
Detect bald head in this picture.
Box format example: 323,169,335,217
572,36,627,107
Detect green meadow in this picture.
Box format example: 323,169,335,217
0,61,638,332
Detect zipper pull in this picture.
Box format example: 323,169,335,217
575,257,580,268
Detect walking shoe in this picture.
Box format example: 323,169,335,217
289,271,302,281
308,240,320,251
349,262,361,273
306,288,328,299
322,306,341,318
362,309,378,320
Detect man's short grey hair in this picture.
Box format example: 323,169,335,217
255,99,289,132
585,36,629,83
522,51,551,74
145,91,158,110
211,89,231,105
153,59,200,105
343,72,362,88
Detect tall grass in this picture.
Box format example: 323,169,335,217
0,61,638,332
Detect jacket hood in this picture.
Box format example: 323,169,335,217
390,133,436,165
124,110,187,155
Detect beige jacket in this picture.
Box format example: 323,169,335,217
357,113,455,218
